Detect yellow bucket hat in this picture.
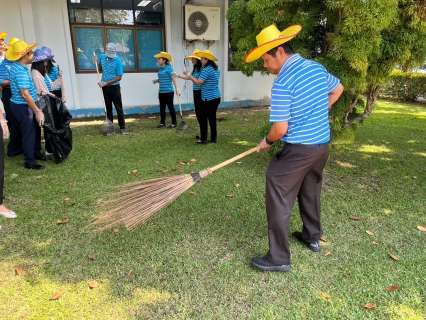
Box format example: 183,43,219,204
154,51,172,62
196,49,218,61
6,39,37,61
244,24,302,63
9,37,21,45
0,32,7,40
186,49,201,60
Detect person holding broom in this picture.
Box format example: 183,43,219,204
183,49,221,144
174,49,203,139
152,51,180,129
93,43,127,135
244,24,344,272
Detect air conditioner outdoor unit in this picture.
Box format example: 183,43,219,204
184,5,220,41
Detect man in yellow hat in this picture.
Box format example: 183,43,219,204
7,39,47,170
245,24,344,272
0,37,24,157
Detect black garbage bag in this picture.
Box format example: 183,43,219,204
38,95,73,164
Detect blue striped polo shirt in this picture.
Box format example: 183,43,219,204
199,65,221,101
44,76,53,91
98,54,123,85
270,54,340,145
158,64,174,93
47,65,61,90
192,68,201,91
0,59,14,99
10,62,37,104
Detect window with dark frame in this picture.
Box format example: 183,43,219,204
68,0,165,73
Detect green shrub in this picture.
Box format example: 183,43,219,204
381,70,426,101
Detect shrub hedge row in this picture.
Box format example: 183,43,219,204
380,71,426,101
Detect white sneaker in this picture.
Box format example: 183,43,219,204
0,211,17,219
45,151,53,156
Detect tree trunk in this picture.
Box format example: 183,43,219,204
344,87,381,127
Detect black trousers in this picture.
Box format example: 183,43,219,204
102,85,126,129
158,92,177,125
264,142,330,265
1,88,23,157
10,102,43,166
193,90,202,133
199,97,220,142
0,124,4,204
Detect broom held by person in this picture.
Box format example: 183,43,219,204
244,24,344,272
152,51,180,129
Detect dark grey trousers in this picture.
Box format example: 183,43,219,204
264,142,330,265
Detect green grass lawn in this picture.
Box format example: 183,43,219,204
0,100,425,319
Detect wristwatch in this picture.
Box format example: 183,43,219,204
265,137,274,145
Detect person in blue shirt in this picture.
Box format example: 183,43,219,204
175,49,203,139
41,46,66,104
93,43,127,135
152,51,180,129
183,50,221,144
0,37,24,157
7,39,47,170
244,25,344,272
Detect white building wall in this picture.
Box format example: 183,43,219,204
1,0,272,117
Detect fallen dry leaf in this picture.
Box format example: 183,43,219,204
324,251,331,257
189,191,196,195
349,215,360,220
389,253,399,261
155,161,159,164
178,161,186,165
236,161,242,164
88,254,96,260
372,241,377,245
163,170,169,173
356,207,361,211
15,267,23,275
68,182,73,187
127,270,133,277
88,280,99,289
226,194,234,198
366,230,374,236
96,200,103,205
139,160,143,163
114,228,119,233
387,285,400,291
132,169,138,173
235,184,240,188
127,171,131,174
417,226,426,232
135,173,140,177
57,219,70,225
385,141,391,144
320,237,328,242
364,302,377,309
179,168,183,173
63,197,70,202
49,291,64,300
321,292,331,299
278,9,285,15
413,176,417,179
190,158,197,162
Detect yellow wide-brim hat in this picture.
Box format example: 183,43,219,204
196,49,218,61
9,37,21,45
186,49,201,60
244,24,302,63
6,39,37,61
0,32,7,40
154,51,172,62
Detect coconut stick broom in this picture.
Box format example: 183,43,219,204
91,147,258,231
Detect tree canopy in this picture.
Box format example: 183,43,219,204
227,0,426,131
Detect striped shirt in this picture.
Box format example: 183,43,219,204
199,65,221,101
44,76,53,91
192,67,201,91
10,62,37,104
98,54,123,85
47,65,61,90
158,64,174,93
0,59,14,99
270,54,340,145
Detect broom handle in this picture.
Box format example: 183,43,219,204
170,57,183,117
210,147,258,172
93,52,108,114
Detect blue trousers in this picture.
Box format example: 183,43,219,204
1,88,23,157
10,102,42,166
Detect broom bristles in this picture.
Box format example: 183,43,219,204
91,173,203,231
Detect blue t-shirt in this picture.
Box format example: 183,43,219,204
47,65,61,90
10,62,37,105
199,65,221,101
98,54,123,85
158,64,174,93
192,67,201,91
0,58,14,99
270,54,340,145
